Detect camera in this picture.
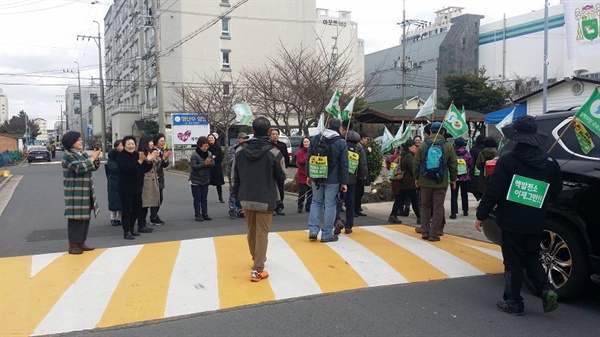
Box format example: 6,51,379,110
94,143,102,151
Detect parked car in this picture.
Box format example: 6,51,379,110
288,136,304,166
27,146,52,163
481,108,600,300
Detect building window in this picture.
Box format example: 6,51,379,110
223,83,230,96
73,93,80,100
221,50,230,70
221,18,230,37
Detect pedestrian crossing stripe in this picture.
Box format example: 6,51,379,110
0,225,503,336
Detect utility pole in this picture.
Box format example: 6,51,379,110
542,0,549,114
74,61,84,143
151,0,166,134
56,95,64,142
401,0,407,109
78,23,107,159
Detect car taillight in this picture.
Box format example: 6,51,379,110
485,158,497,177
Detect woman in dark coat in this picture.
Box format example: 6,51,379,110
117,135,155,240
62,131,101,254
388,139,420,224
190,136,213,221
105,139,123,226
207,133,225,203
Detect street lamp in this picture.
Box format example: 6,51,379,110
74,61,84,144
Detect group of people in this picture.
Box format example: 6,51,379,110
61,113,561,315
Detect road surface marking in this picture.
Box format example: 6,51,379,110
31,252,63,277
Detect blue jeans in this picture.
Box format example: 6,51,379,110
308,183,339,238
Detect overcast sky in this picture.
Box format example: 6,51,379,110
0,0,560,128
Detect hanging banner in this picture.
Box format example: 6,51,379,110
564,1,600,60
171,114,210,145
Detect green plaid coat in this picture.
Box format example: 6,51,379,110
62,151,100,220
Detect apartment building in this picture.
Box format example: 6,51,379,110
0,88,8,125
64,85,101,137
33,118,48,142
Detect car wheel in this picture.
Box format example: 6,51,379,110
524,218,588,300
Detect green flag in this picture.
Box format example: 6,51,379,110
574,86,600,138
392,122,412,148
443,103,469,138
232,102,253,125
381,127,394,153
325,90,341,118
341,95,355,121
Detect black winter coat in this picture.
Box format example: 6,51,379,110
105,149,122,211
208,143,225,186
274,140,290,168
476,143,562,234
117,150,152,196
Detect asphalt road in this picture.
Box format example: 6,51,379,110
1,156,599,336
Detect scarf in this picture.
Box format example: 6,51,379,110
195,146,209,159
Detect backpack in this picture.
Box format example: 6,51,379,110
308,135,342,178
420,139,447,183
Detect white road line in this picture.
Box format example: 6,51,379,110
459,242,503,260
32,245,143,336
0,175,21,217
31,252,63,277
363,226,484,278
267,233,322,299
327,235,408,286
164,238,219,317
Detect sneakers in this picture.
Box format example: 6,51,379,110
542,290,558,313
275,207,285,216
344,228,353,234
321,235,339,243
388,215,402,224
250,269,269,282
333,219,344,235
150,217,164,226
308,232,318,241
497,301,524,316
229,211,236,220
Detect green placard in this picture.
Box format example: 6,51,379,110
348,151,359,173
506,174,550,209
388,162,397,179
457,158,467,175
308,155,328,179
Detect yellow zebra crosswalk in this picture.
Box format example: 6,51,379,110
0,225,503,336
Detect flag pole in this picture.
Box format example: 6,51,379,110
547,118,575,153
432,101,452,140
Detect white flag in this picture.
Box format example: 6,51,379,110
495,108,515,136
232,102,253,125
316,114,325,135
415,91,436,119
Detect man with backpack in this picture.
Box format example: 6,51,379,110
306,117,349,242
412,121,457,242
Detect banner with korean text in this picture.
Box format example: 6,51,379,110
171,114,210,145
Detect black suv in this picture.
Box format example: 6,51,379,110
482,108,600,300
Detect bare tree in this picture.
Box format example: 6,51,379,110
173,72,246,157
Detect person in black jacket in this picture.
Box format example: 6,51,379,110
232,117,286,282
475,115,562,316
207,133,225,203
270,128,289,215
117,136,155,240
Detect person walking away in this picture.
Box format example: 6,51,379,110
50,143,56,159
450,137,473,219
207,133,225,203
306,117,349,242
355,132,370,216
228,132,249,219
476,115,562,316
190,136,213,221
469,135,485,200
389,139,420,224
232,117,286,282
412,122,457,242
270,128,289,215
335,121,368,235
150,133,171,225
296,136,312,213
117,136,154,240
475,137,498,195
137,136,160,233
61,131,100,254
105,139,123,226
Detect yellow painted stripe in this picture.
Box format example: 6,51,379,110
389,226,504,274
349,227,448,282
97,242,180,328
0,251,102,336
278,231,368,293
443,234,502,251
214,234,275,309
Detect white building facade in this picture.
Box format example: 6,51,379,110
103,0,364,141
64,85,101,138
33,118,48,142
